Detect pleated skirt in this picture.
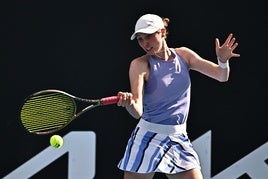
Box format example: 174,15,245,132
117,118,201,174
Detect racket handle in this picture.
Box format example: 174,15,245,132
101,96,120,105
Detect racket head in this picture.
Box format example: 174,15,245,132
20,89,77,134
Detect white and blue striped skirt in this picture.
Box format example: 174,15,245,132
117,118,201,174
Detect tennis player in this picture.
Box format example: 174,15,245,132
117,14,240,179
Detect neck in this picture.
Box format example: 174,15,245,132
154,48,172,61
153,39,172,61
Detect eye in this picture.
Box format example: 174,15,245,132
136,33,154,42
137,37,143,42
146,34,153,39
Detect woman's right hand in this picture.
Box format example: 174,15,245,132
117,91,133,107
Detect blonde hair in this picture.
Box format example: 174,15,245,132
162,17,170,38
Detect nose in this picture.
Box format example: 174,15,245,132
141,39,149,48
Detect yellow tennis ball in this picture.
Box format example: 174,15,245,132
50,135,63,148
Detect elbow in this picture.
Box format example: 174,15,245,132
219,79,228,82
132,114,142,119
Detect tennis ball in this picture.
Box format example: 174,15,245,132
50,135,63,148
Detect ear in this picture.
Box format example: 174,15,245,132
161,28,167,38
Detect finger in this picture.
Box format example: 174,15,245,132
231,42,239,51
117,99,122,106
232,53,240,58
123,93,127,100
223,33,233,46
228,37,236,47
215,38,220,49
117,91,124,97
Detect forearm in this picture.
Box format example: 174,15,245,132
125,102,143,119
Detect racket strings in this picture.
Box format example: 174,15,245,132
20,93,76,133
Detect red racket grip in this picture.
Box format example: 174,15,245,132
101,96,120,105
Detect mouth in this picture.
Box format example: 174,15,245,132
146,47,153,52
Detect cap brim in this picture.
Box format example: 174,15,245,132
130,27,160,40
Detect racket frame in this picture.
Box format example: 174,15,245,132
20,89,118,135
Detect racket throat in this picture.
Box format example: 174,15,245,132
75,104,99,118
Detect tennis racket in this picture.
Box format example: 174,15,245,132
20,89,120,135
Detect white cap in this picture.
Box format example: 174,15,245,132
130,14,164,40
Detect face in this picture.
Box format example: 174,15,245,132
136,29,165,55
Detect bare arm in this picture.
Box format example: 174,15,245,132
176,33,240,82
117,56,148,119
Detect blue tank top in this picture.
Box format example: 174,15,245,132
141,48,191,125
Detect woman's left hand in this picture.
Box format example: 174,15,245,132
215,33,240,62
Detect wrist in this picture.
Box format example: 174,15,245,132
217,57,229,69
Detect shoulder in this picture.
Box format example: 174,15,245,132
129,55,150,81
173,47,201,65
174,47,196,58
130,55,149,69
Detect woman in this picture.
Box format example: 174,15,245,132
116,14,240,179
